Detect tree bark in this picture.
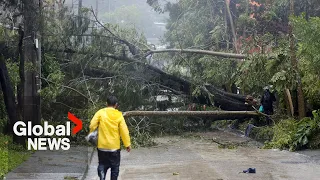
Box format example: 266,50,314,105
147,49,245,59
225,0,239,53
285,88,294,116
52,47,253,111
123,110,260,119
0,55,25,144
22,0,41,127
289,0,306,119
17,25,24,127
0,56,17,133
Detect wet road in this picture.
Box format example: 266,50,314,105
5,146,93,180
5,131,320,180
85,131,320,180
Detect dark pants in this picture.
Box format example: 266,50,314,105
264,109,273,125
97,149,121,180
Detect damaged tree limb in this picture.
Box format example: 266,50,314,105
48,47,253,111
146,49,246,59
123,110,260,118
90,7,246,60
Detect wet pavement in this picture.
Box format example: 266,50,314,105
5,131,320,180
5,146,94,180
297,149,320,164
84,131,320,180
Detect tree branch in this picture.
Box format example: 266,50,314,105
40,77,91,103
80,63,96,107
147,49,246,59
90,8,140,55
225,0,239,53
47,48,255,111
123,110,260,117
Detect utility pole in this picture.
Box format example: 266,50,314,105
22,0,41,128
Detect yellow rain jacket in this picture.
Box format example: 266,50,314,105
89,107,131,150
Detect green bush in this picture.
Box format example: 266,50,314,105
0,134,31,179
249,126,274,142
264,118,298,150
264,110,320,151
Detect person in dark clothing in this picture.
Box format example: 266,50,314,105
261,87,276,125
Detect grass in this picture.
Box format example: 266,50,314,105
0,134,32,179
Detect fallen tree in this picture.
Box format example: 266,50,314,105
51,49,255,111
146,49,246,59
46,10,253,112
41,8,256,112
123,110,259,119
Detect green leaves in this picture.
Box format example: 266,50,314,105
293,16,320,109
265,110,320,151
209,25,226,46
0,134,32,179
191,86,201,97
270,70,288,91
236,55,272,93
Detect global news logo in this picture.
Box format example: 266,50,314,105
12,112,82,151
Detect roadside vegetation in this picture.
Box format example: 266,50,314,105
212,110,320,151
265,110,320,151
0,134,32,179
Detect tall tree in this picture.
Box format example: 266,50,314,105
289,0,306,118
0,43,25,144
22,0,41,127
0,55,17,133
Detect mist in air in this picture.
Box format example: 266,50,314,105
64,0,170,46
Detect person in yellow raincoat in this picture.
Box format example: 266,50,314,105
89,96,131,180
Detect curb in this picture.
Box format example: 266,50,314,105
81,147,95,180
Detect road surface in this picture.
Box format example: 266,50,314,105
85,131,320,180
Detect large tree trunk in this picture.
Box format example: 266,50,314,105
22,0,41,127
289,0,306,119
123,110,260,119
53,48,253,111
147,49,245,59
65,62,252,111
203,85,251,111
17,26,24,129
0,55,25,144
0,56,17,132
